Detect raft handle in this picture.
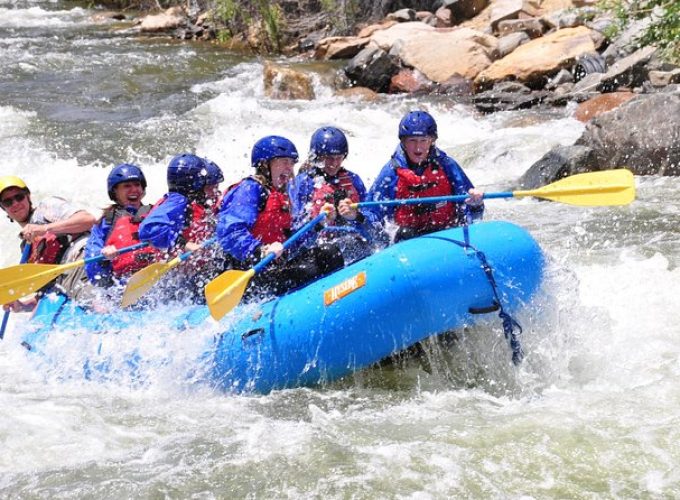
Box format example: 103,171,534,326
468,301,500,315
242,328,265,340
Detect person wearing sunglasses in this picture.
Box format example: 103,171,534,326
0,175,96,312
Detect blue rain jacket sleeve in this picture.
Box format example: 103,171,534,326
138,192,189,250
216,179,265,262
366,144,484,224
84,218,112,284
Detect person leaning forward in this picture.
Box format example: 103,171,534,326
0,175,96,312
367,110,484,243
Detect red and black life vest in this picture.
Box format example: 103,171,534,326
252,187,292,244
27,232,70,264
309,169,360,219
150,196,215,251
394,160,455,231
104,205,160,277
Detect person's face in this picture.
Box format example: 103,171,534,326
113,181,144,209
402,136,434,165
1,187,31,224
319,154,344,177
269,157,295,190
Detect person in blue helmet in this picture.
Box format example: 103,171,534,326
84,164,160,288
138,153,224,303
216,135,343,299
289,126,383,263
367,110,484,242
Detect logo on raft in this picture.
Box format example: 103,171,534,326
323,271,366,306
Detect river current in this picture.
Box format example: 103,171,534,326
1,1,680,497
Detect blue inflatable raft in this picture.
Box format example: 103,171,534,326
21,221,544,393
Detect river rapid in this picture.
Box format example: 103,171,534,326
1,1,680,497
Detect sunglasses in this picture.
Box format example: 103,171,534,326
1,192,27,208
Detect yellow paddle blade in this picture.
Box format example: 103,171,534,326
205,269,255,320
0,260,82,305
120,258,179,308
514,169,635,206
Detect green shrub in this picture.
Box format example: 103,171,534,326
599,0,679,63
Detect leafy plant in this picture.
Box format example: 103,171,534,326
599,0,679,63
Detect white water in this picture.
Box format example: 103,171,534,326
1,1,680,497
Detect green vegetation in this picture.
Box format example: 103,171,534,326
211,0,284,51
599,0,679,63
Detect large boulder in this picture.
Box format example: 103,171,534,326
575,91,680,175
371,23,498,82
474,26,602,89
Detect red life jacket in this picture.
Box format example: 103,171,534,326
309,169,360,219
251,186,292,245
104,205,161,277
182,201,213,244
28,232,69,264
150,196,214,251
394,161,455,230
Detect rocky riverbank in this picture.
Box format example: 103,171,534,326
94,1,679,178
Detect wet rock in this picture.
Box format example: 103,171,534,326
575,92,680,175
573,91,635,122
519,145,597,188
263,62,315,100
345,44,400,93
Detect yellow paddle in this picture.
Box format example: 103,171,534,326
0,242,148,307
120,237,217,307
205,213,328,321
354,169,636,209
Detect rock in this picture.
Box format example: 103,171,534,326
441,0,491,24
597,46,657,91
474,26,601,90
496,18,545,38
387,9,417,22
519,145,597,189
573,91,636,122
575,93,680,175
496,31,530,57
649,69,680,87
345,44,400,92
90,11,126,22
370,23,498,82
140,8,186,32
489,0,541,32
263,62,315,100
473,82,551,112
389,68,436,93
315,36,370,60
334,86,380,101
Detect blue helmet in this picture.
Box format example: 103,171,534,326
205,159,224,186
398,110,438,139
167,153,209,195
251,136,299,169
310,126,348,158
107,163,146,201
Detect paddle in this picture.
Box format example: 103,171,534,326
205,212,328,321
354,169,635,208
120,237,217,307
0,244,32,340
0,241,148,307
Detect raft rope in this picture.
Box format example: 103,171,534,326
426,233,524,366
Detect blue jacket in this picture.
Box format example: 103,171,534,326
84,205,148,284
138,192,190,250
366,144,484,224
289,167,382,242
